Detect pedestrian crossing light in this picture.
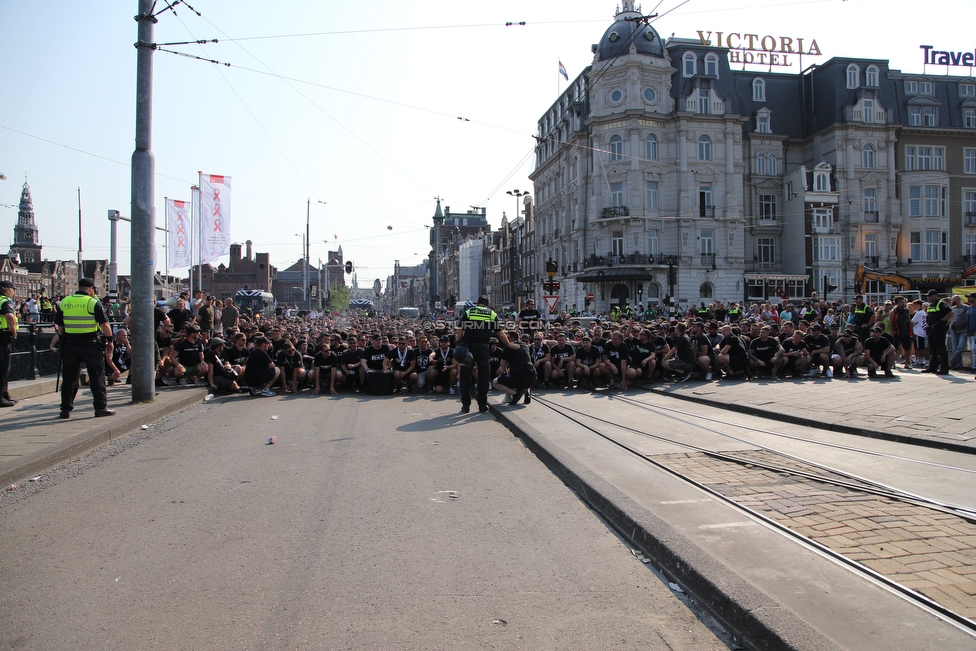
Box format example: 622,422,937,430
637,283,643,297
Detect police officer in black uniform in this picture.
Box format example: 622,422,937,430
456,295,515,413
55,278,115,418
0,280,18,407
923,289,952,375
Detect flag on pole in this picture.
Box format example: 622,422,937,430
558,60,569,81
166,198,192,268
199,173,231,263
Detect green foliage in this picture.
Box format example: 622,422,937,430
328,284,351,312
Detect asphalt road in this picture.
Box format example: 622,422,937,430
0,393,726,651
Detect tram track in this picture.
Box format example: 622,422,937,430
527,392,976,637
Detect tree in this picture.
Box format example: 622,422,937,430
328,284,351,312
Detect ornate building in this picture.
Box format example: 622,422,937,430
529,1,976,312
10,179,42,264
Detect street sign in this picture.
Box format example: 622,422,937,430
543,295,559,312
586,293,595,301
435,301,442,309
446,307,454,316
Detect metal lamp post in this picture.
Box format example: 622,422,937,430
506,189,529,306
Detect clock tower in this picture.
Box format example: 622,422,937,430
10,179,42,264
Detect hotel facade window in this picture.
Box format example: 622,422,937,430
768,155,778,176
609,134,623,161
966,149,976,175
814,170,830,192
699,89,709,114
758,194,777,221
846,64,859,89
647,230,659,255
683,52,696,77
757,238,774,270
753,78,765,101
705,53,719,77
610,181,625,207
698,135,712,161
864,188,878,222
645,133,658,160
756,153,766,175
961,83,976,97
756,112,771,133
645,181,659,210
862,143,875,168
866,65,879,87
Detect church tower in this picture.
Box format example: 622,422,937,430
10,179,42,263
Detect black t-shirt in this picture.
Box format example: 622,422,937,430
363,344,391,371
153,306,168,329
488,346,502,375
529,343,550,363
603,340,630,368
749,337,780,363
277,349,304,374
223,345,249,367
113,341,131,371
630,340,653,366
314,351,339,370
243,348,274,385
432,347,454,371
175,337,205,366
169,308,193,332
340,348,363,374
387,346,417,371
590,337,608,357
673,335,697,364
692,333,714,361
720,335,748,364
835,337,860,357
550,344,575,366
863,334,894,361
518,309,543,328
575,345,601,367
501,344,534,379
804,334,831,355
781,338,809,365
414,347,432,371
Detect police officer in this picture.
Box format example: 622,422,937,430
923,289,952,375
0,280,18,407
456,295,515,413
55,278,115,418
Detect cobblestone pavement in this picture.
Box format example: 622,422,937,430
653,450,976,621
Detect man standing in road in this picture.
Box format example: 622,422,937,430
0,280,18,407
923,289,952,375
456,295,515,413
55,278,115,419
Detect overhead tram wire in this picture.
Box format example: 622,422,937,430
190,13,434,198
168,11,321,202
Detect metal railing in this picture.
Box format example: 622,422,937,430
8,321,128,382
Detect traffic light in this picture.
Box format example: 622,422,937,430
824,275,837,293
344,261,353,274
545,258,557,276
552,281,560,292
637,283,643,297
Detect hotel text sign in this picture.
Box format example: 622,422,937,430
697,31,822,68
920,45,975,67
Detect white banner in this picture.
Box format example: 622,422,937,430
166,198,192,268
199,173,231,264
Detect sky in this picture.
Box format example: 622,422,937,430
1,0,974,292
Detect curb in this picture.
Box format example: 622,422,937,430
647,385,976,455
0,389,208,487
9,379,58,401
489,404,836,651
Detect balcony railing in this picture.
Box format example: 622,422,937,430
699,205,715,219
866,255,880,267
601,205,630,218
864,210,879,223
583,253,678,268
966,212,976,226
700,252,716,268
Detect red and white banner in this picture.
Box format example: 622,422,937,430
198,173,231,263
166,198,192,268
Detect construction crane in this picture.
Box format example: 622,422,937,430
854,265,911,293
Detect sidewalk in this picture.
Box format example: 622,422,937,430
646,366,976,453
0,380,209,487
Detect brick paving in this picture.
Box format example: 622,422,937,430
653,450,976,620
